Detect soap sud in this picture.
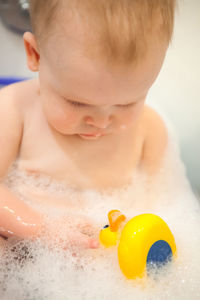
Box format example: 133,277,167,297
1,133,200,299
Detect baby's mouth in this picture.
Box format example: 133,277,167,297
78,130,106,137
78,133,105,140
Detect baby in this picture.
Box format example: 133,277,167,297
0,0,176,249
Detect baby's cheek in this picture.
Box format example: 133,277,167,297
47,105,78,133
118,111,137,128
122,103,145,126
56,111,76,128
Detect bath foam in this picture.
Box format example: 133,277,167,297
1,121,200,299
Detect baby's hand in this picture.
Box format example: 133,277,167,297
42,215,99,250
60,230,99,250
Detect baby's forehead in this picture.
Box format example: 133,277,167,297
39,1,169,70
43,31,165,100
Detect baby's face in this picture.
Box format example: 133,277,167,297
35,18,167,140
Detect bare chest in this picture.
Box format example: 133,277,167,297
18,108,144,190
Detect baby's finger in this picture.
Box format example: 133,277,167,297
88,238,99,249
69,232,99,249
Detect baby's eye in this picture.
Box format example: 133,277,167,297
117,102,135,108
67,99,88,107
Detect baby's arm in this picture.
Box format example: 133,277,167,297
0,184,45,239
0,185,99,248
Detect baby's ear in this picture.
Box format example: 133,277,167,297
23,32,40,72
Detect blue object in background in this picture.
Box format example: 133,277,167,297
0,76,28,87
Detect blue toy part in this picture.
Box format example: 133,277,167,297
147,240,173,268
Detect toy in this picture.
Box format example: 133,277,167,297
99,210,177,279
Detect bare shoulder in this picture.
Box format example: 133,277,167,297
0,78,39,113
140,105,168,174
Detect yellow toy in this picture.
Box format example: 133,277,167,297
99,210,177,279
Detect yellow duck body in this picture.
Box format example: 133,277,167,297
99,211,177,279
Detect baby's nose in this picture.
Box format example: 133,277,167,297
84,113,112,129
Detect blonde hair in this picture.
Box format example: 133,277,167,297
29,0,176,67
